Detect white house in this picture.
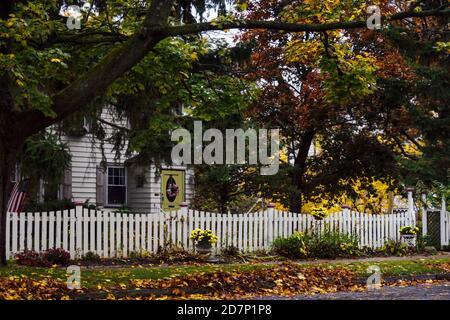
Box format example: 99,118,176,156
42,107,194,213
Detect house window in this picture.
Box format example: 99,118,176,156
107,166,127,206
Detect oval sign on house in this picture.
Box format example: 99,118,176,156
166,175,179,202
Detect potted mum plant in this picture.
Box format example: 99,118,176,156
399,226,419,247
190,229,218,254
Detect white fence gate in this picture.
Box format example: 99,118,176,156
6,205,415,259
423,196,449,248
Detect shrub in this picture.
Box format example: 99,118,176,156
416,235,433,252
15,250,48,267
221,245,240,257
23,198,75,212
155,245,197,262
42,248,71,266
272,232,309,259
112,205,132,213
82,251,101,262
128,250,153,260
307,229,361,258
379,240,409,256
272,229,361,259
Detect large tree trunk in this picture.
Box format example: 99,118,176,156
289,130,315,213
0,136,20,266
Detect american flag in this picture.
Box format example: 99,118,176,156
7,180,28,213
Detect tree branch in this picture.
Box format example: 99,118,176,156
163,8,450,37
14,5,449,143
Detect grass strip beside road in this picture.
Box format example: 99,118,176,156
1,257,449,290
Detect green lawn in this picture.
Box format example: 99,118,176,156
1,257,449,289
309,258,450,277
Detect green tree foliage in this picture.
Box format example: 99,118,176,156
17,132,71,198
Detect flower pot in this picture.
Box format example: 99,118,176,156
195,243,213,255
401,234,416,247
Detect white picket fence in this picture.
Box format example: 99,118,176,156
6,205,416,259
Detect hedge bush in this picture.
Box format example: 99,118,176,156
272,232,309,259
42,248,71,266
272,229,361,259
15,249,71,267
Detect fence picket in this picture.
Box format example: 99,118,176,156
62,210,68,252
147,214,152,252
243,213,248,252
42,212,48,252
19,212,25,252
232,214,237,248
103,211,109,258
83,209,89,254
96,211,103,257
56,211,62,249
135,214,141,252
11,213,19,254
128,214,134,254
90,209,95,253
188,210,194,250
110,212,116,257
141,214,146,252
248,213,254,251
69,209,75,258
48,211,55,249
27,212,33,250
159,212,164,249
177,211,182,247
6,213,11,259
147,214,153,252
123,214,128,257
116,213,122,256
34,212,40,253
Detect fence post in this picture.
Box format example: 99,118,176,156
441,194,447,248
421,193,427,236
406,187,415,227
180,202,188,250
267,203,275,247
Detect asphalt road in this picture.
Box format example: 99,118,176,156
259,281,450,300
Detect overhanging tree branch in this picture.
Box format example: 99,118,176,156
16,6,450,142
163,8,450,36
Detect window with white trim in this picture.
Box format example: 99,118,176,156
107,166,127,206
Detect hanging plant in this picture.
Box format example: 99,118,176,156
18,132,71,189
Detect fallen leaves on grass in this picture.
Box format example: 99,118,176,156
0,276,79,300
3,261,450,300
119,262,361,299
431,262,450,273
